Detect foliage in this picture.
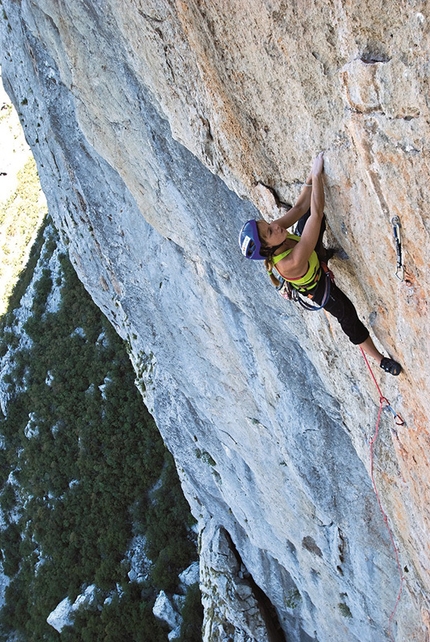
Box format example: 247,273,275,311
338,602,352,618
0,221,202,640
178,583,204,642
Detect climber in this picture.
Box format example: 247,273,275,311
239,152,402,376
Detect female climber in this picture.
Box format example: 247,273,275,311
238,152,402,375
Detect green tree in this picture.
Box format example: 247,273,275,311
0,220,201,639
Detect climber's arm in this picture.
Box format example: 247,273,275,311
274,152,324,230
276,154,325,277
292,158,324,262
274,175,313,229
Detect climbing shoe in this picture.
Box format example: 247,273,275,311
318,247,337,263
380,357,402,376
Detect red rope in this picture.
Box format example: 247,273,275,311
360,347,405,641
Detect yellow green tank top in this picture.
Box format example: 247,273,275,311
272,233,321,291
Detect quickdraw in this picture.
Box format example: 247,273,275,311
391,216,404,281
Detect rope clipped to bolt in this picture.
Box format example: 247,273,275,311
360,346,405,640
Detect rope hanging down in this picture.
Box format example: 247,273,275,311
359,346,405,641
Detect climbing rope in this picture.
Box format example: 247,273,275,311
359,346,405,641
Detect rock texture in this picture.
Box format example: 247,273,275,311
1,1,430,640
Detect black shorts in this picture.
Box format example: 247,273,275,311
311,278,369,345
295,209,369,345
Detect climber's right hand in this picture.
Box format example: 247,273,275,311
311,151,324,176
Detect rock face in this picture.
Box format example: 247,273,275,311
1,2,430,640
47,585,97,633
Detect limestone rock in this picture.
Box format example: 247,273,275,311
1,1,430,640
47,585,97,633
126,535,151,584
153,590,182,631
200,521,274,642
178,561,199,589
46,596,74,634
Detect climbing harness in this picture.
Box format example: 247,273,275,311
360,346,405,640
276,262,333,311
391,216,404,281
293,266,331,311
